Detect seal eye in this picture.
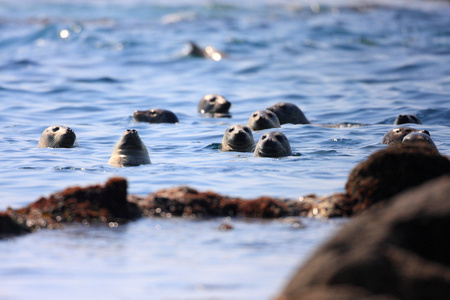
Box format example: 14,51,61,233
150,110,155,114
52,127,60,132
268,112,275,118
208,97,216,102
228,128,234,133
394,129,400,133
252,113,257,118
262,134,267,140
244,127,250,133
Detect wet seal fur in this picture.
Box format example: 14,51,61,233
37,125,76,148
108,129,151,167
394,114,422,125
403,132,437,149
382,127,430,145
254,131,292,157
198,94,231,116
221,124,255,152
267,102,310,125
247,110,281,131
133,109,179,124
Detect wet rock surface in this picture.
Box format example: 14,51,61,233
277,175,450,300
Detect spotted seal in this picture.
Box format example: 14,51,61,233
186,41,226,61
198,94,231,115
382,127,430,146
266,102,310,125
254,131,292,158
133,109,179,124
37,125,76,148
247,110,281,131
221,124,255,152
402,132,437,149
394,114,422,125
108,129,151,167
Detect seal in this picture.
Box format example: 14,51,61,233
186,41,226,61
382,127,430,146
198,94,231,115
254,131,292,158
402,132,437,149
133,109,179,124
247,110,281,131
394,114,422,125
221,124,255,152
266,102,310,125
37,125,76,148
108,129,151,167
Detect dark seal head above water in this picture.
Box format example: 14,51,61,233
221,124,255,152
266,102,310,125
198,94,231,115
186,41,226,61
108,129,151,167
403,132,437,149
37,125,76,148
247,110,281,131
394,114,422,125
254,131,292,158
133,109,179,124
382,127,430,146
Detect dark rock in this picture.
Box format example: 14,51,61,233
0,212,31,238
346,143,450,210
9,177,141,232
277,175,450,300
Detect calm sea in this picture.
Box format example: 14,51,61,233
0,0,449,299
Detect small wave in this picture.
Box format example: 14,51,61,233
68,77,122,84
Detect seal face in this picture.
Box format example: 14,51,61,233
37,125,76,148
221,124,255,152
247,110,281,131
133,109,179,124
394,114,422,125
198,94,231,115
254,131,292,158
108,129,151,167
382,127,430,146
266,102,310,125
402,132,437,149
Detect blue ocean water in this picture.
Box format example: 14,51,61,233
0,0,449,299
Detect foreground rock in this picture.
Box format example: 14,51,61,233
277,175,450,300
346,143,450,212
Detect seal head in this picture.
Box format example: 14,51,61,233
108,129,151,167
221,124,255,152
267,102,310,125
247,110,281,131
394,114,422,125
37,125,76,148
187,41,226,61
254,131,292,158
382,127,430,146
402,132,437,149
133,109,179,124
198,94,231,115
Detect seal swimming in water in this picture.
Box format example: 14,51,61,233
382,127,430,146
221,124,255,152
254,131,292,158
37,125,76,148
266,102,310,125
198,94,231,115
133,109,179,124
108,129,151,167
394,114,422,125
402,132,437,149
247,110,281,131
186,41,226,61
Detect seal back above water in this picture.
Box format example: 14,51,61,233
221,124,255,152
382,127,430,146
108,129,151,167
198,94,231,115
266,102,310,125
254,131,292,158
37,125,76,148
394,114,422,125
247,110,281,131
133,109,179,124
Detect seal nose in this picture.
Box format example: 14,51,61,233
67,127,73,133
